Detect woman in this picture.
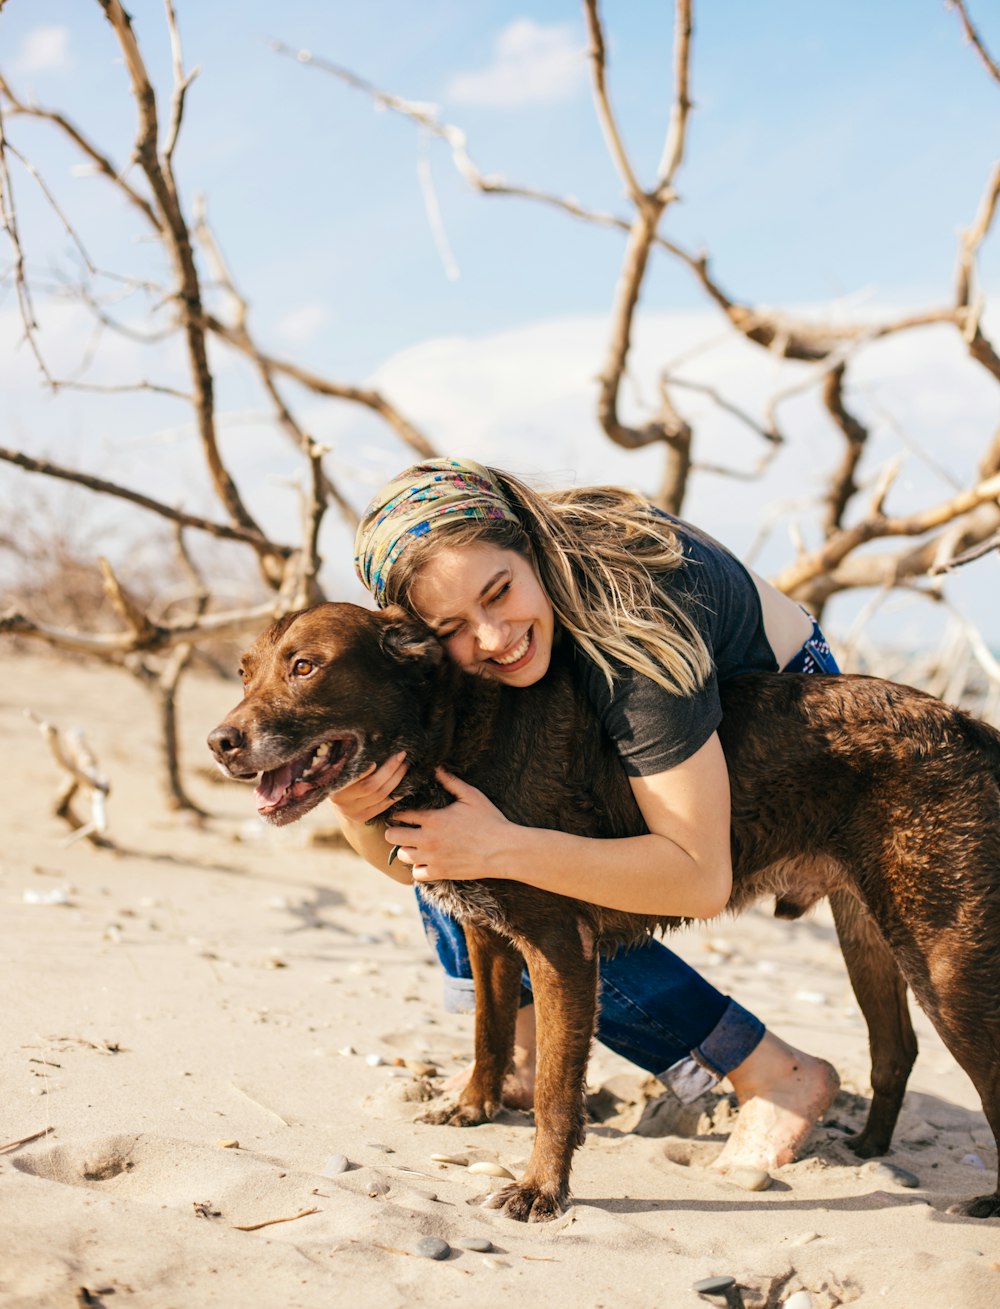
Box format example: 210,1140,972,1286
336,456,840,1174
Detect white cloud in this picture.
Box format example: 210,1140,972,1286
275,304,329,344
445,19,586,108
14,26,72,74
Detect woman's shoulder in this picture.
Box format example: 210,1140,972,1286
571,642,722,777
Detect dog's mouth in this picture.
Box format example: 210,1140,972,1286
254,736,358,821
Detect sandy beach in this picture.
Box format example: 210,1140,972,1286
2,647,999,1308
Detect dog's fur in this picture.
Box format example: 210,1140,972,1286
209,602,1000,1222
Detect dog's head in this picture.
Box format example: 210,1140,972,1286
207,602,448,826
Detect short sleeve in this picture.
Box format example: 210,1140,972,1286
581,659,723,777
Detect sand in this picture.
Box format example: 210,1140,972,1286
1,648,998,1308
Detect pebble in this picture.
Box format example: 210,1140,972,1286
872,1162,919,1188
467,1161,515,1179
431,1153,469,1166
367,1143,395,1154
784,1294,814,1309
482,1256,508,1270
406,1060,438,1077
337,1045,357,1057
961,1152,986,1169
365,1053,384,1067
22,887,72,906
215,1139,239,1150
789,1231,819,1247
367,1179,390,1198
794,989,827,1005
725,1167,771,1192
322,1153,349,1176
692,1275,737,1296
456,1235,493,1252
414,1236,450,1260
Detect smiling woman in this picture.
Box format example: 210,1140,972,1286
335,456,842,1178
408,545,555,684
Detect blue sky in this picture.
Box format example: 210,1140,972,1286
2,2,999,644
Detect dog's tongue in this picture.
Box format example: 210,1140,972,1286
255,763,294,811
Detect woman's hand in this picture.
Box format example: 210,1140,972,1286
385,768,515,882
329,750,408,824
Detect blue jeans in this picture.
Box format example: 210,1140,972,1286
416,622,840,1102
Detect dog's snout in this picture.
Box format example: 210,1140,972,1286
208,723,246,760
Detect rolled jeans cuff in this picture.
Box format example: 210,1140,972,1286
658,997,765,1104
442,975,477,1015
442,973,533,1015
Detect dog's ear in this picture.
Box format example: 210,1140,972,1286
378,606,446,669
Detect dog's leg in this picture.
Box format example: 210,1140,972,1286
484,926,598,1223
420,924,523,1128
907,972,1000,1218
830,889,917,1157
942,1064,1000,1218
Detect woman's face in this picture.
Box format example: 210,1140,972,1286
408,543,555,687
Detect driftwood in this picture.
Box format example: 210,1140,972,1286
27,711,111,846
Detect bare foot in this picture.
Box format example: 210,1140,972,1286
711,1031,840,1174
442,1004,537,1110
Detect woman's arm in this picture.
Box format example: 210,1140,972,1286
385,732,733,919
330,751,414,887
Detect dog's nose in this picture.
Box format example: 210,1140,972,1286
208,723,246,761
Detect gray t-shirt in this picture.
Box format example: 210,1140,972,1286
573,514,778,776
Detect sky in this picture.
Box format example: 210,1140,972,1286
1,1,999,648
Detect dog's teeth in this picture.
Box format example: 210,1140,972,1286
315,742,331,758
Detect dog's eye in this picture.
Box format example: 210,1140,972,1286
292,658,316,677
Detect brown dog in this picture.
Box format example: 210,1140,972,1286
208,601,1000,1222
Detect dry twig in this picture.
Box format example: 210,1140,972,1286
947,0,1000,86
231,1206,319,1232
0,1126,54,1154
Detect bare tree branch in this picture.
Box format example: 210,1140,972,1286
582,1,647,205
821,364,869,535
193,197,356,566
655,0,693,196
775,470,1000,596
0,73,161,232
581,0,700,504
664,374,783,449
956,159,1000,383
931,526,1000,572
49,378,193,401
0,101,54,386
0,446,294,557
97,0,282,584
947,0,1000,86
205,313,435,458
1,599,282,658
2,137,97,274
162,0,199,170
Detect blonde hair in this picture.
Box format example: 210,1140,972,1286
378,466,712,696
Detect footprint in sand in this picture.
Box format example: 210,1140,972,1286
11,1134,315,1226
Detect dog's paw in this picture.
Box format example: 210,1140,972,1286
482,1180,566,1223
947,1191,1000,1219
844,1130,891,1160
417,1100,498,1128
